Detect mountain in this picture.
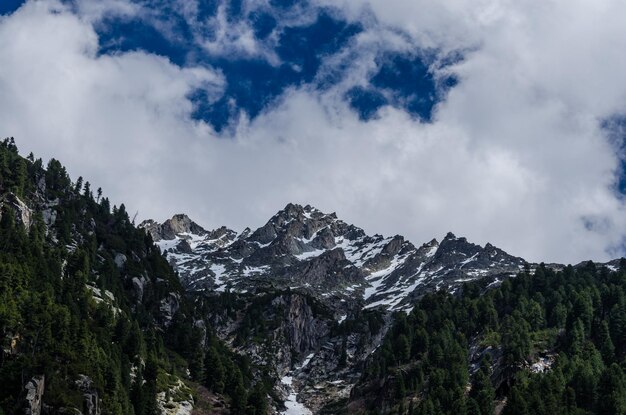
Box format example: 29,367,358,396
138,205,532,411
141,207,626,414
141,204,527,313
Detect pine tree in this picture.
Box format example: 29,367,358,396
230,369,247,414
569,319,586,356
142,355,159,415
247,382,268,415
204,346,225,393
502,387,529,415
396,334,411,363
598,321,615,364
597,363,626,415
501,315,531,365
75,176,83,194
470,366,495,415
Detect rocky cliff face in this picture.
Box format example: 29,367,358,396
24,376,45,415
198,289,386,412
0,193,32,230
74,375,101,415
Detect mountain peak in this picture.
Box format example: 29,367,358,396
273,203,329,222
167,213,207,234
140,213,208,241
443,231,459,241
250,204,343,245
280,202,304,216
139,214,240,248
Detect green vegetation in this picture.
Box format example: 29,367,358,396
355,261,626,414
0,138,269,414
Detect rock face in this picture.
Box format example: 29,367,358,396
24,375,45,415
131,276,149,303
75,375,101,415
141,204,528,312
156,379,194,415
207,291,349,411
141,215,235,244
1,193,32,230
159,293,181,327
274,293,330,360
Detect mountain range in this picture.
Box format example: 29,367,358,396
142,204,621,314
1,138,625,415
141,205,527,310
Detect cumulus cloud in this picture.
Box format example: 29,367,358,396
0,0,223,212
0,0,625,263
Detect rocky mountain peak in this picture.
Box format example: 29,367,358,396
271,203,336,224
164,213,207,237
437,232,481,255
250,203,346,247
145,204,534,314
276,202,306,219
139,214,237,260
145,214,237,240
424,238,439,248
415,238,439,257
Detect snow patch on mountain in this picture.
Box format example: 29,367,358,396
281,375,312,415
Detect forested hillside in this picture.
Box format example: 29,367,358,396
347,262,626,414
0,138,269,414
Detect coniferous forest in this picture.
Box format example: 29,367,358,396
349,262,626,414
0,138,270,414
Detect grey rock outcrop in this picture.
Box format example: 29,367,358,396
24,375,45,415
140,214,236,243
113,253,127,269
275,294,330,356
75,375,101,415
132,276,149,303
159,293,180,326
1,193,32,230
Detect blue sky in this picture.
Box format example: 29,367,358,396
0,0,625,262
88,0,456,130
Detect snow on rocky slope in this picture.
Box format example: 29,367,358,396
140,203,527,312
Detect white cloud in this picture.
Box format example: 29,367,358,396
0,0,625,263
0,0,224,211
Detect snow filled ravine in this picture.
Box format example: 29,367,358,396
280,375,312,415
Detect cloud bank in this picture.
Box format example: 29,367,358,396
0,0,625,263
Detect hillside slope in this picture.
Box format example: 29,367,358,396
0,138,268,415
346,261,626,414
